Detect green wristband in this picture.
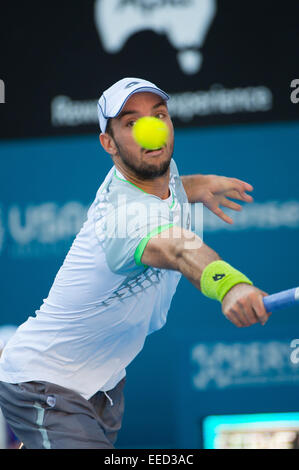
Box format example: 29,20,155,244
200,260,253,302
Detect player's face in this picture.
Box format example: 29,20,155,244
108,92,174,179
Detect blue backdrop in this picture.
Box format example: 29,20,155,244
1,120,299,448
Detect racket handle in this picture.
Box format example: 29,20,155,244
263,287,299,312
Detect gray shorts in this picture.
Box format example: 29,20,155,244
0,377,126,449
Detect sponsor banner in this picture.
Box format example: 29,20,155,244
1,200,299,258
50,86,273,128
171,332,299,448
203,200,299,232
1,0,299,139
191,340,299,391
0,201,88,258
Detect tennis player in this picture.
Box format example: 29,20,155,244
0,78,271,449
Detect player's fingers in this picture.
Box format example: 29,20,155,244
237,297,261,326
225,178,254,202
230,178,254,192
251,293,271,325
223,298,252,327
226,189,254,202
221,197,242,211
237,191,254,202
211,207,234,224
224,308,245,327
234,298,256,326
259,290,273,317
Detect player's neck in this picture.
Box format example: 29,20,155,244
115,165,170,200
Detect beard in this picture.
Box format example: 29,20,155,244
113,138,174,180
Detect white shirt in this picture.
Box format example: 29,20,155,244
0,159,190,399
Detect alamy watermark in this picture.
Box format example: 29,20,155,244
290,339,299,364
290,79,299,104
0,79,5,103
94,195,204,250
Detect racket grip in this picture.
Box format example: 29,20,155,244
263,287,299,312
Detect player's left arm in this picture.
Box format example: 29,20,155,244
181,174,254,224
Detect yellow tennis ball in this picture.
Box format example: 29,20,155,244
132,116,169,150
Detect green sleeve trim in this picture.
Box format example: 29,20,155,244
134,223,174,267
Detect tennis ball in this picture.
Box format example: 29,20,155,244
132,116,169,150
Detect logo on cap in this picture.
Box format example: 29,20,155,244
125,81,140,88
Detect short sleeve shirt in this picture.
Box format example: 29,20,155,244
0,159,191,399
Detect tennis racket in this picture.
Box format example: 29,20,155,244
263,287,299,312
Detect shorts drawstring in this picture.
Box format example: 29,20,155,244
103,391,114,406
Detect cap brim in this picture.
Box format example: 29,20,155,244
109,86,170,119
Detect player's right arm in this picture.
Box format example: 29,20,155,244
140,226,271,328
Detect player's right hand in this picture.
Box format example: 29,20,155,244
221,283,272,327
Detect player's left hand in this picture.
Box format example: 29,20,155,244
194,175,254,224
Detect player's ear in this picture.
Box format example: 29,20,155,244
99,133,117,156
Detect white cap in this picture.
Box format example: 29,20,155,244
97,77,170,133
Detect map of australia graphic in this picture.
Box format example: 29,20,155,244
94,0,217,75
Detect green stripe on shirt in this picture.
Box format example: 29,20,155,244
134,223,174,267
